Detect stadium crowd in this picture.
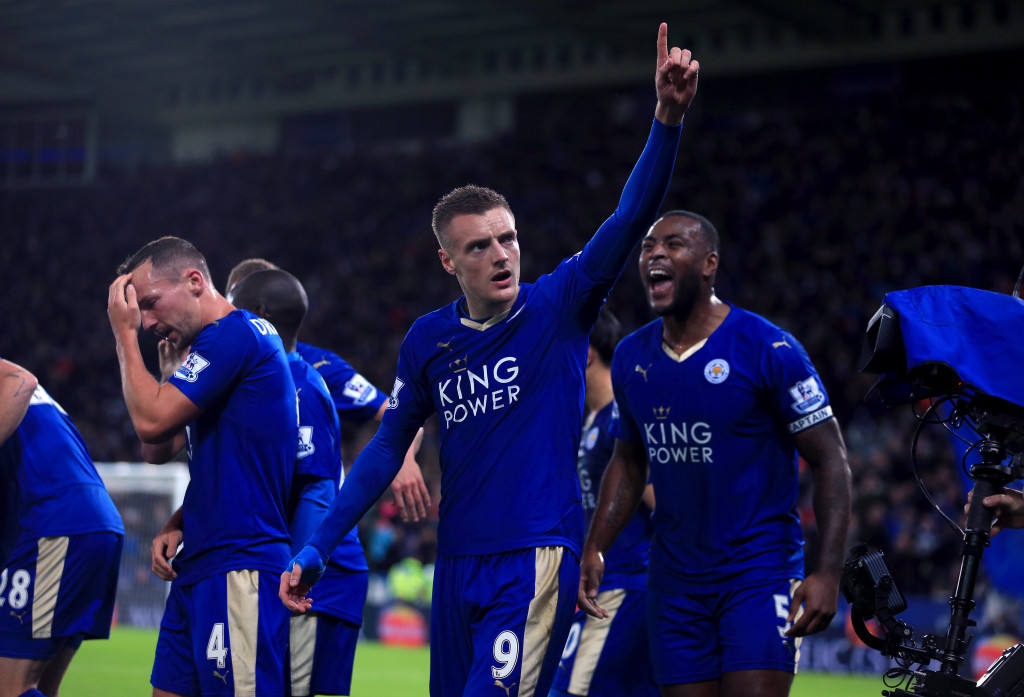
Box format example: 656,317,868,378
2,50,1022,605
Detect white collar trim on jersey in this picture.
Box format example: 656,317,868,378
661,338,707,363
459,307,511,331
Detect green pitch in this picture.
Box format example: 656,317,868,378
61,626,884,696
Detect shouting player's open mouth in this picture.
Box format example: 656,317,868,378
646,266,673,300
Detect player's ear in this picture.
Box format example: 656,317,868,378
184,268,206,296
438,248,457,275
703,251,719,279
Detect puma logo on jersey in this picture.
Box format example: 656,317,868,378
213,669,229,684
312,359,331,369
9,610,26,624
494,680,517,696
772,339,791,349
437,339,454,351
635,363,651,382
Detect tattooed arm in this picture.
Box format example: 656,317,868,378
785,417,852,637
0,359,39,444
578,437,649,618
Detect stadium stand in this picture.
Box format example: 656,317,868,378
2,49,1022,612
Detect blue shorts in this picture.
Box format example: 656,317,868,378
430,546,579,697
288,612,359,696
647,578,803,685
151,569,289,696
0,531,122,661
551,587,657,697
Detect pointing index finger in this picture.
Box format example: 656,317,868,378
657,22,668,65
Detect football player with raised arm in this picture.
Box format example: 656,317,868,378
550,309,658,697
578,211,852,697
281,24,699,697
0,359,124,697
225,258,430,523
228,268,369,697
108,236,297,697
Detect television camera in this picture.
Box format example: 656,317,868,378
849,285,1024,697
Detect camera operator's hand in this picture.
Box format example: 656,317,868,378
967,487,1024,535
785,571,839,637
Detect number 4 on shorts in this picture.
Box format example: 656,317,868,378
207,622,228,669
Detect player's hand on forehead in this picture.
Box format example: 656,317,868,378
108,272,141,337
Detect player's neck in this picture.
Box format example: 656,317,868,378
461,293,517,323
200,293,236,328
584,370,614,413
662,294,729,353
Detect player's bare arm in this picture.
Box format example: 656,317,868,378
653,22,700,127
389,426,430,522
138,340,192,463
786,417,852,637
151,507,184,581
0,359,38,443
579,438,649,618
376,398,431,521
108,273,200,443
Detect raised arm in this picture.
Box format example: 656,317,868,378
0,359,38,444
785,418,852,637
107,274,200,443
578,437,650,618
579,23,700,284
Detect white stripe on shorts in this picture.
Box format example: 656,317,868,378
519,546,564,697
289,612,318,696
226,569,260,695
568,587,627,695
789,578,803,674
32,536,69,639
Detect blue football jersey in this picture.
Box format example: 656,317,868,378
296,342,386,425
167,310,297,585
289,353,368,624
610,305,834,593
0,375,123,560
383,255,625,557
578,401,651,592
304,118,683,566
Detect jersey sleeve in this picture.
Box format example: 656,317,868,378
168,316,254,410
295,372,343,481
379,329,435,434
540,119,683,330
765,331,834,435
302,345,387,424
609,344,643,444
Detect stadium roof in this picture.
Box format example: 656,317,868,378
2,0,1022,119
